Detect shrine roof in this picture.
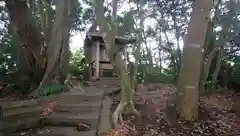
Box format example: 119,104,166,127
86,31,136,45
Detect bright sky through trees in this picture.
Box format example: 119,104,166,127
69,0,185,68
69,0,184,55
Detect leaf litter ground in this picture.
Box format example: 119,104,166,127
104,84,240,136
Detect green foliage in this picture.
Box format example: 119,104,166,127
161,68,176,82
69,49,85,79
135,63,176,84
117,10,136,35
39,83,66,96
0,33,18,79
144,72,175,84
71,0,84,31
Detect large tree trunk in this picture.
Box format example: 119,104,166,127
211,46,224,89
177,0,213,121
58,1,72,84
146,46,153,73
83,21,98,80
30,0,72,97
199,0,221,92
158,33,162,72
37,0,53,45
28,0,36,15
199,47,218,91
172,12,181,74
162,30,178,76
135,0,145,66
92,0,140,127
5,0,45,92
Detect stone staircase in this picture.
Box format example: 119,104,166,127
37,90,105,136
86,77,120,88
0,99,42,135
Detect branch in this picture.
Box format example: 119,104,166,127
37,0,53,44
92,0,116,56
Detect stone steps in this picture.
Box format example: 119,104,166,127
43,112,99,129
2,86,115,136
1,99,39,110
12,127,96,136
0,99,42,134
87,77,120,87
58,92,103,104
54,102,102,113
0,117,42,132
39,89,106,136
98,96,112,134
2,106,42,122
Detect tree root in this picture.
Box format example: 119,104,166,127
63,74,73,91
64,74,72,87
112,100,141,128
119,113,124,124
124,100,141,118
76,122,91,131
112,101,126,127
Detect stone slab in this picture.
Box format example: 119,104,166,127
0,117,42,132
54,102,102,113
98,96,112,133
3,106,42,122
1,99,39,111
58,92,104,104
12,127,96,136
43,112,99,129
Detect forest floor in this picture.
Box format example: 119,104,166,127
1,83,240,136
105,84,240,136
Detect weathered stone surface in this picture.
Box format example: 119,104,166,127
58,92,103,104
2,85,117,136
39,88,105,135
0,99,42,134
3,106,42,122
39,95,60,105
98,96,112,134
43,112,99,129
13,127,96,136
103,87,121,96
87,77,120,88
54,102,101,113
1,99,39,110
0,117,42,132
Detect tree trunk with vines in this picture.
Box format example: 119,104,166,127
92,0,140,127
5,0,46,93
199,0,221,92
30,0,72,97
